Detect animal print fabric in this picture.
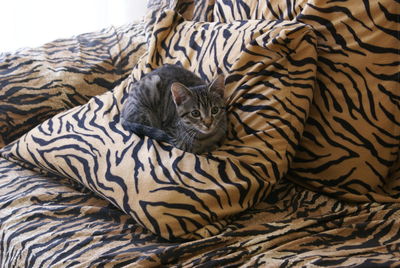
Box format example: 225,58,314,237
0,22,147,148
0,10,317,240
0,0,399,266
214,0,400,202
145,0,215,46
146,0,215,21
1,157,400,267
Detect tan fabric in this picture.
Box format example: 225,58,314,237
0,0,399,266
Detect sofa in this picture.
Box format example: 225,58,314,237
1,0,399,266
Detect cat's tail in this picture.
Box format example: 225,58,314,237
121,120,172,143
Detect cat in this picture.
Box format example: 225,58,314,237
120,64,227,154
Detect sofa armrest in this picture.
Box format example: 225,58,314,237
0,22,146,148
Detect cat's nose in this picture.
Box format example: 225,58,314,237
203,118,212,128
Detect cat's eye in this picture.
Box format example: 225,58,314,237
191,110,201,118
211,107,219,114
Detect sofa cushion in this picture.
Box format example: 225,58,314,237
213,0,400,202
1,10,317,240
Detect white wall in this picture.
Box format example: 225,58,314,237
0,0,148,53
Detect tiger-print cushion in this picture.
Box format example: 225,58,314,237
0,23,146,149
213,0,400,202
0,10,317,240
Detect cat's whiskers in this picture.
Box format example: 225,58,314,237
179,121,202,150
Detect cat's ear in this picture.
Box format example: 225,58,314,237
209,74,225,99
171,82,192,106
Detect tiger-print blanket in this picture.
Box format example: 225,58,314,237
214,0,400,202
1,158,399,266
0,0,399,266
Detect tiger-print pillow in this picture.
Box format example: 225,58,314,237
213,0,400,202
0,10,318,240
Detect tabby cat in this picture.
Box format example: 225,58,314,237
120,64,227,154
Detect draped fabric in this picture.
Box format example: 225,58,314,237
0,0,399,266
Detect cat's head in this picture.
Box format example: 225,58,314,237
171,74,227,136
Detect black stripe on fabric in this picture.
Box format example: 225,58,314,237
105,150,131,214
150,186,217,221
139,200,209,239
